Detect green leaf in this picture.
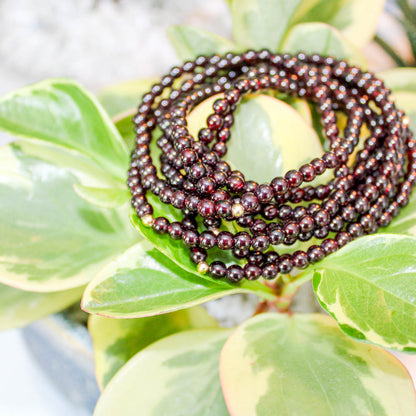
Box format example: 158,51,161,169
220,313,416,416
73,184,130,209
0,79,128,181
94,329,231,416
168,25,235,61
89,306,218,389
292,0,385,48
98,78,158,117
281,22,367,67
0,283,84,330
187,93,323,183
379,68,416,93
0,142,138,292
130,213,275,299
113,110,137,150
82,240,274,318
303,234,416,351
231,0,303,50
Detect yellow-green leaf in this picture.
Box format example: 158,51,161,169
0,142,138,292
94,329,232,416
293,0,385,48
0,283,84,330
220,313,416,416
98,78,158,117
168,25,235,61
304,234,416,351
231,0,303,50
73,184,130,209
82,240,274,318
282,22,367,67
0,79,128,181
89,307,217,389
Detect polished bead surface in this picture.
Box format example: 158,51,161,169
129,51,415,282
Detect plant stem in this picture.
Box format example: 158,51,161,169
374,35,407,67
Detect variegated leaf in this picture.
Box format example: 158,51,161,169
94,329,232,416
89,307,218,389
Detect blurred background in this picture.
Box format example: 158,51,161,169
0,0,415,415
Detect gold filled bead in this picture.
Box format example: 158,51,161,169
197,261,209,274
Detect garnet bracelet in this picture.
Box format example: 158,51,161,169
128,50,416,283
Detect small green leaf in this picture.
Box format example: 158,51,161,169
98,78,158,117
89,307,217,389
94,329,231,416
82,240,274,318
187,93,323,183
220,313,416,416
0,79,128,181
0,143,138,292
293,0,385,48
303,234,416,351
73,184,130,209
281,22,367,67
168,25,235,61
0,283,84,330
130,213,275,299
231,0,303,50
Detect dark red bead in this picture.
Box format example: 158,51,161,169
168,222,183,240
198,199,216,218
262,263,278,280
152,217,169,234
182,230,199,247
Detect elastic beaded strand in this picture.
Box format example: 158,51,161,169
128,51,415,283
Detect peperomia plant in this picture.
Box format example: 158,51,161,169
1,0,416,415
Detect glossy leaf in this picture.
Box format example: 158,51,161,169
94,329,231,416
168,25,235,61
0,79,128,180
73,184,130,209
130,213,275,299
293,0,385,48
0,283,84,330
82,240,275,318
282,22,367,67
231,0,303,50
220,313,416,416
98,78,157,117
89,307,217,389
113,110,137,150
303,234,416,351
0,142,138,292
188,93,323,183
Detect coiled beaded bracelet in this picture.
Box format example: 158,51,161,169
128,50,416,283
